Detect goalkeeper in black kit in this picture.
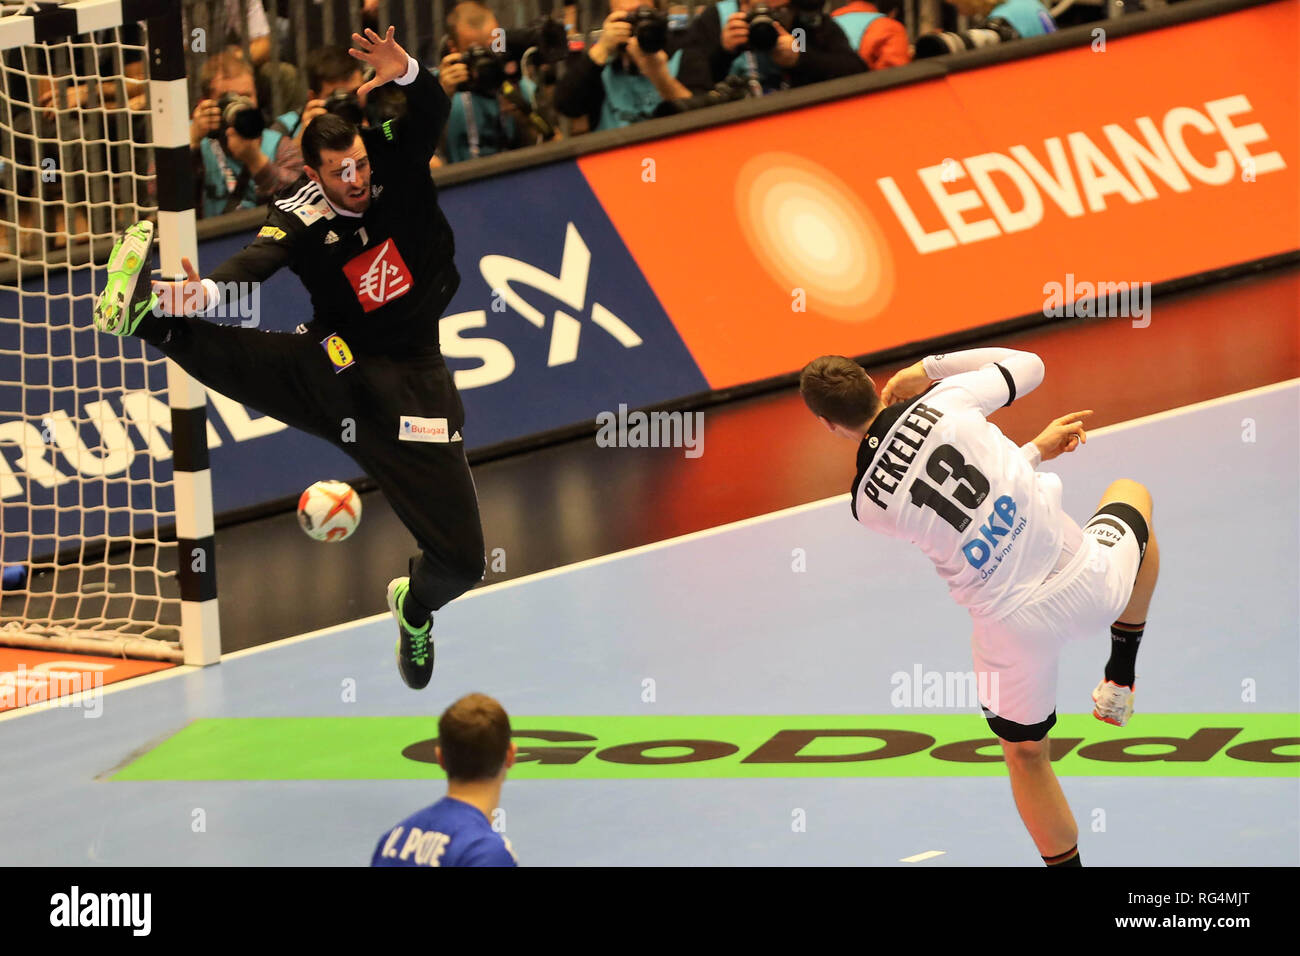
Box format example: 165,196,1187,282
93,27,480,690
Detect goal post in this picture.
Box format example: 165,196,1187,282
0,0,219,665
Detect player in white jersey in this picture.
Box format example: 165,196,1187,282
800,347,1160,867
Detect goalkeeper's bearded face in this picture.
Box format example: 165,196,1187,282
307,135,373,214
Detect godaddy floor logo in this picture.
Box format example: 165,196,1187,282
112,714,1299,781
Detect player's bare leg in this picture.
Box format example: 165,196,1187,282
1001,737,1080,864
1091,479,1159,725
1097,479,1160,623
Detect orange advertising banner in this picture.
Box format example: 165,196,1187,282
578,1,1299,389
0,647,173,712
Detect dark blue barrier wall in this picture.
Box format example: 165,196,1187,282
0,159,708,561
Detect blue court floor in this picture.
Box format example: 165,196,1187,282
1,382,1296,866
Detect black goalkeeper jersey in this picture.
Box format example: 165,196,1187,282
206,58,458,353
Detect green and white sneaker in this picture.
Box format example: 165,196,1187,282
387,577,434,690
94,220,157,336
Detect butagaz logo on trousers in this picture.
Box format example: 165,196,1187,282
399,416,461,443
344,239,412,312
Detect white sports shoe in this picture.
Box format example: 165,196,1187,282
1092,679,1135,726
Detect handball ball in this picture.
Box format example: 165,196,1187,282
297,479,361,542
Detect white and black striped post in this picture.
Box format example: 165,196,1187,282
147,0,221,665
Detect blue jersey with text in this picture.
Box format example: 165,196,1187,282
371,796,519,867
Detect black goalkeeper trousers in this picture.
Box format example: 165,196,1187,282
142,314,485,613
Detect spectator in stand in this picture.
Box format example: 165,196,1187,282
191,50,302,219
682,0,865,97
555,0,710,131
196,0,304,123
292,46,367,145
433,1,556,163
953,0,1057,37
831,0,911,71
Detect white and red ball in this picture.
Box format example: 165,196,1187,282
297,479,361,542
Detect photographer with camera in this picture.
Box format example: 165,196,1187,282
970,0,1057,37
683,0,863,97
433,1,558,164
555,0,711,131
916,0,1056,57
831,0,911,71
292,47,366,144
190,49,303,219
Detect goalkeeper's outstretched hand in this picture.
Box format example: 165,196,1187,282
151,256,202,317
350,27,411,97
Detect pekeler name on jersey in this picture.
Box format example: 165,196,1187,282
862,401,944,512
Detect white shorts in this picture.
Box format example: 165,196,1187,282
970,503,1148,734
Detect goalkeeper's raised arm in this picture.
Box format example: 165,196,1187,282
350,26,449,167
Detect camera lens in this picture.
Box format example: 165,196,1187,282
323,90,365,126
747,6,779,52
633,7,668,54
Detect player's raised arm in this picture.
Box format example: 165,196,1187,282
350,26,448,166
882,347,1045,415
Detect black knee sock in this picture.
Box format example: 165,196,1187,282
401,555,437,630
1105,621,1144,686
1043,845,1082,867
407,549,481,615
401,590,432,630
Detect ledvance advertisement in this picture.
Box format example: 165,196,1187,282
0,1,1294,552
583,0,1298,388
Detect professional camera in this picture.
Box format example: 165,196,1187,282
652,73,753,116
520,16,571,86
320,85,406,128
627,6,669,54
322,89,365,126
457,44,507,96
746,4,793,53
209,92,264,140
915,17,1019,57
528,15,570,63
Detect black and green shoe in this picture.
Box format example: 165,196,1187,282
94,220,158,336
387,577,434,690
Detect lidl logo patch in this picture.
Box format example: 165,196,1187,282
321,334,355,372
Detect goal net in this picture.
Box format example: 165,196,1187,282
0,0,218,665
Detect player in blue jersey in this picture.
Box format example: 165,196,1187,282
372,693,519,867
